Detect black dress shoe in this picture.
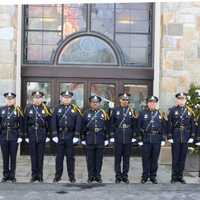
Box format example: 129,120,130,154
10,177,17,183
122,177,129,184
115,178,121,184
69,177,76,183
87,177,94,183
141,178,148,184
1,177,9,183
95,177,103,183
150,178,158,184
170,178,177,184
30,177,38,183
38,177,43,182
53,177,61,183
178,178,186,184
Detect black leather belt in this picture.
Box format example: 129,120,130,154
150,130,159,135
118,124,131,129
30,125,45,129
175,125,185,131
88,128,103,133
59,127,72,132
2,126,18,130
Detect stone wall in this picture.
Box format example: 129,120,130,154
0,6,17,105
160,2,200,111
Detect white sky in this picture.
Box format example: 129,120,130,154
0,0,200,5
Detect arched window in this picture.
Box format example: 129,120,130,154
58,36,118,65
23,3,153,66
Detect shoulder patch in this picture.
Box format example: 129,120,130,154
15,105,24,117
72,104,83,116
100,109,109,120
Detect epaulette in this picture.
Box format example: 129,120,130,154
100,109,109,120
42,103,52,116
128,107,138,118
159,110,168,120
186,105,195,117
15,105,24,117
72,104,83,116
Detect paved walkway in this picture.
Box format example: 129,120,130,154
1,183,200,200
0,156,199,184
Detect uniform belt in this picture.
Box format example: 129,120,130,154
31,124,45,129
59,127,72,132
175,125,185,130
118,124,131,129
89,128,103,133
150,130,159,134
2,126,18,130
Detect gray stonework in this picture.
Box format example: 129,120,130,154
0,5,17,106
160,2,200,111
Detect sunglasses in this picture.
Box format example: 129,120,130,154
121,99,129,101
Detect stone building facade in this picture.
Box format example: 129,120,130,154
0,5,18,105
160,2,200,111
0,3,199,111
0,2,199,174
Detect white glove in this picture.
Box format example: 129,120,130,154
110,138,115,143
188,138,194,143
45,137,50,143
52,137,59,143
73,137,79,144
168,139,173,144
25,138,29,143
161,141,165,146
195,142,200,146
17,138,22,143
138,142,143,146
132,138,137,143
104,140,109,146
81,141,86,145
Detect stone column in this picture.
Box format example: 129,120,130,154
0,5,17,106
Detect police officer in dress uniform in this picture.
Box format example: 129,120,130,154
0,92,23,183
52,91,82,183
24,91,52,182
110,93,137,184
167,92,196,184
138,96,166,184
195,116,200,146
81,95,109,183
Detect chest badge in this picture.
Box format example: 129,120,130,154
116,111,120,115
88,113,91,118
42,110,45,114
29,110,33,114
144,114,148,119
188,112,191,116
71,109,75,113
129,111,132,116
14,111,17,115
2,110,5,114
175,111,179,115
58,109,62,113
101,113,104,118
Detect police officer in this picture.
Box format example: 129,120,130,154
0,92,23,182
168,92,195,184
138,96,166,184
195,117,200,146
52,91,82,183
110,93,137,184
24,91,51,182
81,95,109,183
